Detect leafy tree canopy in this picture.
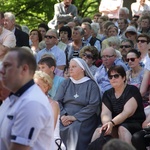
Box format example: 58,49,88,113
1,0,100,29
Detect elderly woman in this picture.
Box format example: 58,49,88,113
101,25,119,51
54,58,100,150
67,26,87,62
79,46,99,75
34,70,66,150
107,36,122,58
99,36,122,59
92,65,145,144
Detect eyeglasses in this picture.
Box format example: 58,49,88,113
108,74,120,80
120,45,131,48
126,58,137,62
101,55,114,59
44,35,56,39
83,53,93,59
137,40,147,43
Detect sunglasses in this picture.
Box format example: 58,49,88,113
126,58,137,62
120,45,131,48
83,53,93,59
44,35,56,39
108,74,120,80
137,40,147,43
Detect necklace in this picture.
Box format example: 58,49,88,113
73,84,79,99
74,92,79,99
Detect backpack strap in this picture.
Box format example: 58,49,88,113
89,37,97,46
89,37,102,48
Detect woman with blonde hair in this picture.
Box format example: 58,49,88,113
101,25,119,51
34,70,66,150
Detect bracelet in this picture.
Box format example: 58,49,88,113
110,120,115,126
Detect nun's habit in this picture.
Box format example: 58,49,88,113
54,58,101,150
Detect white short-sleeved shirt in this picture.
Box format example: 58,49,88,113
0,27,16,48
0,83,54,150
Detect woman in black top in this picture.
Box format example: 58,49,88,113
92,65,145,144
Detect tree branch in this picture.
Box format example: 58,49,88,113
15,0,43,16
81,1,98,17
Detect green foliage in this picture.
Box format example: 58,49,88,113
1,0,100,29
76,0,100,17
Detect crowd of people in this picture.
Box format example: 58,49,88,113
0,0,150,150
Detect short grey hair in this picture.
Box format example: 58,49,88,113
47,29,59,38
107,36,121,49
81,22,92,29
91,22,100,35
73,26,85,36
4,12,15,20
121,39,134,48
120,7,129,15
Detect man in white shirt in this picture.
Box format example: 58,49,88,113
37,29,66,71
0,47,54,150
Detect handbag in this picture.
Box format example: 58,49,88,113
87,130,112,150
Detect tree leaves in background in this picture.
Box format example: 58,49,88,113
0,0,100,29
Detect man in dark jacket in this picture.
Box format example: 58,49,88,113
4,12,29,47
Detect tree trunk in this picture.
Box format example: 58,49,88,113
123,0,136,19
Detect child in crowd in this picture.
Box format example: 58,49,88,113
38,56,65,99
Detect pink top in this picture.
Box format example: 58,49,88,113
99,0,123,19
0,27,16,48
